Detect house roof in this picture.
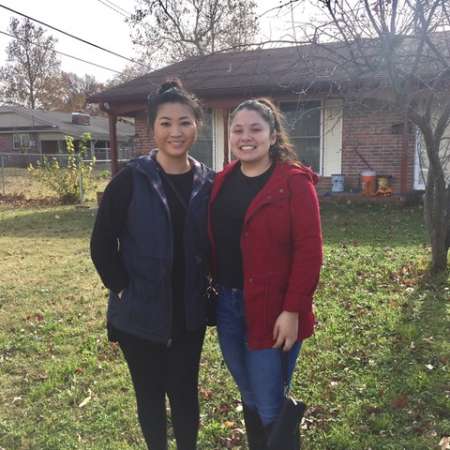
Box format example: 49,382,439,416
89,32,450,105
89,44,348,103
0,105,135,140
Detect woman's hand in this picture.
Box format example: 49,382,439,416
272,311,299,351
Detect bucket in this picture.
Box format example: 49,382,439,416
360,170,376,196
331,174,345,193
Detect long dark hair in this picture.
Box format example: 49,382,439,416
230,98,300,164
147,78,203,128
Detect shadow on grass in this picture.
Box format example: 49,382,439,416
0,207,96,239
321,203,426,247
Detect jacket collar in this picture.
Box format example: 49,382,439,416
211,160,318,224
130,149,214,202
211,160,286,204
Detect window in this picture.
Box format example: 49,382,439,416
280,101,321,172
190,109,213,167
13,133,32,150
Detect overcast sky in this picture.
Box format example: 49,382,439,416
0,0,307,83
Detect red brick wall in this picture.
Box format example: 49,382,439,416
341,102,416,193
134,112,155,155
134,101,417,194
0,135,13,153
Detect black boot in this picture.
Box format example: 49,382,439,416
242,404,268,450
265,423,301,450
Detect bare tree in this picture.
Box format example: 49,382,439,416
56,72,105,113
0,18,63,109
128,0,259,65
107,59,153,87
279,0,450,274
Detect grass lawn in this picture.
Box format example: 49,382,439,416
0,199,448,450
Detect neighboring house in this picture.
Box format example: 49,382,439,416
88,42,448,194
0,105,135,166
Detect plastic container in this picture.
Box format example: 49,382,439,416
360,170,376,196
377,175,390,190
331,174,345,193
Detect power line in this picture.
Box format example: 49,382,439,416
105,0,132,16
97,0,132,17
96,0,129,18
0,30,122,74
0,3,146,67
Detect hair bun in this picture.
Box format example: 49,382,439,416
158,78,184,94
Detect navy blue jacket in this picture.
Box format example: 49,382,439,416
91,151,214,345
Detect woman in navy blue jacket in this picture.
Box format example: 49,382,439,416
91,79,214,450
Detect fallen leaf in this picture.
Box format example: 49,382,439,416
78,389,92,408
391,394,408,409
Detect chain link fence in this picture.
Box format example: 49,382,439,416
0,148,133,198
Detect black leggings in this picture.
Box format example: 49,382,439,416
117,328,205,450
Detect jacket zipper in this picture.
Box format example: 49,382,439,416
149,165,174,347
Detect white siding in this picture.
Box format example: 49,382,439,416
322,99,343,176
414,119,450,190
213,109,226,171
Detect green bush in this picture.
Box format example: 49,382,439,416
28,133,96,204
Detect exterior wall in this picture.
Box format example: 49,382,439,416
0,135,12,152
342,102,415,193
132,99,417,194
134,112,155,155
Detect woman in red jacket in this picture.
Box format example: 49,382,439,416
209,99,322,449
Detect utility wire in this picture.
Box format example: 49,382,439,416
0,30,122,74
96,0,129,18
105,0,132,16
98,0,132,17
0,3,145,67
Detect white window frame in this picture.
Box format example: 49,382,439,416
13,133,32,150
280,100,323,173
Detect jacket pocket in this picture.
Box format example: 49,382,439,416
265,272,287,326
129,257,170,335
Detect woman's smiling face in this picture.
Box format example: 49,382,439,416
229,108,276,166
153,102,198,158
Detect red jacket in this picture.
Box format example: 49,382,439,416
208,161,323,350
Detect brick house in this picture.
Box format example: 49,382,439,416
88,44,440,194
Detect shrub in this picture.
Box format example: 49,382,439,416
28,133,96,204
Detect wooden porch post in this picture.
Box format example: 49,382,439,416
108,113,118,176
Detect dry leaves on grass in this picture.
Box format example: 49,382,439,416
0,193,59,207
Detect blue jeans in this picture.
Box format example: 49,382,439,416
216,286,301,425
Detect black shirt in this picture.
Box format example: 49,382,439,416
211,163,275,288
90,165,193,339
159,168,193,337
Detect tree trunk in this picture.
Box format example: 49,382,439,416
446,186,450,252
424,167,449,274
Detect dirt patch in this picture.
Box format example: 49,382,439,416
0,193,60,208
